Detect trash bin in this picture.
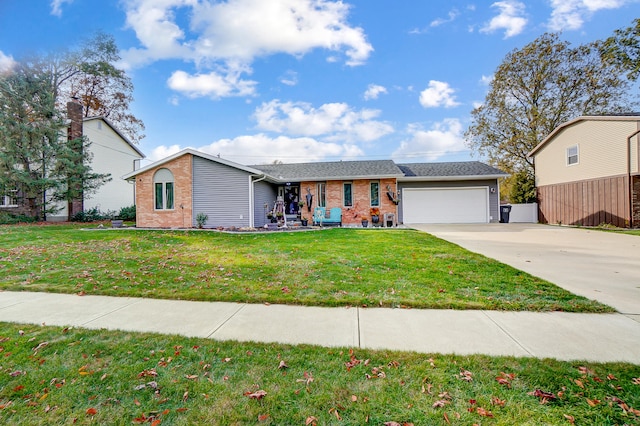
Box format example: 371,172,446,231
500,205,512,223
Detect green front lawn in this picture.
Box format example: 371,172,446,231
0,323,638,425
0,224,611,312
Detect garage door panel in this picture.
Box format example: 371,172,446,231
403,187,489,223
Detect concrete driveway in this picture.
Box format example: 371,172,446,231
411,224,640,317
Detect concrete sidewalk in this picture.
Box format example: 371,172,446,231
1,291,639,364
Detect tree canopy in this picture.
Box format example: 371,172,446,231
0,36,125,219
602,18,640,81
465,33,634,178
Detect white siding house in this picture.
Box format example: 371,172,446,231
48,116,145,221
529,115,640,227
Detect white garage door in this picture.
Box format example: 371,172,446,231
403,187,489,224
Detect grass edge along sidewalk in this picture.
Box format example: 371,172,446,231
0,225,613,313
0,322,639,425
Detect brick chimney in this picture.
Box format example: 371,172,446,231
67,99,84,220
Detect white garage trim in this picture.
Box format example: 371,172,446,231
402,187,490,224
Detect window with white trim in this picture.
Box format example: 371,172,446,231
566,145,579,166
153,168,175,210
343,182,353,207
0,187,18,207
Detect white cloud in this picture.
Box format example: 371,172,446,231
480,1,527,38
279,70,298,86
167,67,257,98
50,0,73,17
430,9,460,27
148,144,185,162
419,81,460,109
149,135,365,164
547,0,631,31
0,51,16,73
480,75,494,86
253,100,394,143
363,84,388,100
121,0,372,98
392,119,467,162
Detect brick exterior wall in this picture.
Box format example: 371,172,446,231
67,101,84,219
135,154,193,228
300,178,398,226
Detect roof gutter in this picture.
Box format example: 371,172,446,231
397,174,509,182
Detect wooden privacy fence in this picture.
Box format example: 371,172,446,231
537,175,630,227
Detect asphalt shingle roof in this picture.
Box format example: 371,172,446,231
397,161,508,178
253,159,404,181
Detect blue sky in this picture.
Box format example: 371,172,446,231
1,0,638,167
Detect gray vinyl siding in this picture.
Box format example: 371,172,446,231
192,156,252,227
398,179,500,223
253,181,278,227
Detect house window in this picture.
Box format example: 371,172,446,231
153,168,174,210
316,183,326,207
370,181,380,207
0,187,18,207
567,145,579,165
343,182,353,207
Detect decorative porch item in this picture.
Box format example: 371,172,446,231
305,187,313,212
361,219,368,227
370,207,380,224
386,185,400,205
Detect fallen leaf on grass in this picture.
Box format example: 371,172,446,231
491,397,506,407
586,398,600,407
86,407,97,416
184,374,198,380
459,369,473,382
277,360,288,370
528,389,557,404
433,400,449,408
496,372,515,388
574,379,584,389
329,407,342,420
137,369,158,378
32,341,49,353
258,413,270,421
632,377,640,385
305,416,318,426
563,414,575,424
245,390,267,400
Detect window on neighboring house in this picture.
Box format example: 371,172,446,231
316,182,326,207
370,181,380,207
567,145,579,165
343,182,353,207
0,187,18,207
153,168,175,210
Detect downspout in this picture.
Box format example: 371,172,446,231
250,174,267,228
627,129,640,229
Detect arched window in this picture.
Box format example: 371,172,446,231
153,168,174,210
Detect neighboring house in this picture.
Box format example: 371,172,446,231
122,148,507,228
0,101,145,221
528,115,640,228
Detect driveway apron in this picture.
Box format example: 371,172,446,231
411,223,640,316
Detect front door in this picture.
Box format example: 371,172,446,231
283,184,300,215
